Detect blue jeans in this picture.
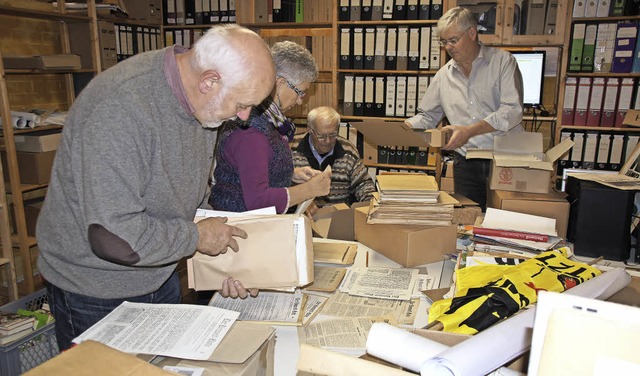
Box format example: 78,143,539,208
46,271,181,351
452,152,491,211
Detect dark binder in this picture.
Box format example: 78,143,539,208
431,0,443,19
407,0,419,19
364,76,375,116
388,147,398,165
374,77,386,117
339,0,350,21
184,0,196,24
361,0,373,20
378,146,389,164
354,76,365,116
399,147,409,165
351,0,362,21
385,27,398,70
407,147,418,165
352,28,365,70
340,28,352,69
364,28,376,70
418,0,430,19
372,0,383,20
408,27,420,70
416,147,428,166
393,0,407,19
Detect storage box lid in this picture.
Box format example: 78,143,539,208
353,120,446,147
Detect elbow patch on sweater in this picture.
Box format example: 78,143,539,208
88,224,140,265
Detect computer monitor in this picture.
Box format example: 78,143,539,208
510,51,546,108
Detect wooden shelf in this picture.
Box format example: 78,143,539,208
4,68,96,75
337,68,439,74
236,21,333,29
0,124,63,136
341,115,407,121
11,235,37,249
0,5,91,21
572,15,640,23
365,162,436,171
566,72,640,78
336,20,437,25
560,126,640,132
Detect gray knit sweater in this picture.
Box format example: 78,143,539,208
36,48,216,299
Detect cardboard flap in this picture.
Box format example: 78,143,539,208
465,148,494,159
207,322,275,363
353,119,432,147
545,137,574,163
494,131,543,154
495,159,554,171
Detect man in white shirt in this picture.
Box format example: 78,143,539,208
405,6,524,210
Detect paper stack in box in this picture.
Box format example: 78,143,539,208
367,172,456,226
471,208,562,253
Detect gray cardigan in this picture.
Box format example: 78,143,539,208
37,48,216,299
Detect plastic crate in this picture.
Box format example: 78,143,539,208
0,289,58,376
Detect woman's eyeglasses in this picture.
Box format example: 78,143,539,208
285,79,307,98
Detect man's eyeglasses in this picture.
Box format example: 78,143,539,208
310,128,338,141
285,79,307,98
438,27,471,47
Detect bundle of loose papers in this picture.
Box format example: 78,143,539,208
367,173,456,226
471,208,562,252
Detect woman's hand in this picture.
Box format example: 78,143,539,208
292,166,321,183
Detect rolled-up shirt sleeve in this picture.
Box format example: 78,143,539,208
405,73,445,130
482,53,524,133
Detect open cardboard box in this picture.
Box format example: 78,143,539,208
312,202,369,241
487,189,570,239
467,132,573,194
353,120,447,164
25,322,276,376
354,206,456,267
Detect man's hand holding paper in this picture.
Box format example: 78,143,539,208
196,216,248,256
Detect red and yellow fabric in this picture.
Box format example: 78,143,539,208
428,247,601,334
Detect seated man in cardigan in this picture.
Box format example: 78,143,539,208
291,106,375,207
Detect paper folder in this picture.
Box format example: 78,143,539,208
187,214,314,291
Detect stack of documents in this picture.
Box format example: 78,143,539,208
367,173,456,225
471,208,562,253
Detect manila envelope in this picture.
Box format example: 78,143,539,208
188,214,314,291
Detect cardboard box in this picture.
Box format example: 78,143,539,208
2,151,56,185
353,120,446,164
487,189,570,239
155,322,276,376
440,176,454,193
451,194,482,225
623,109,640,127
24,201,43,237
354,207,456,267
123,0,162,24
14,132,61,152
312,202,369,241
467,132,573,194
3,54,81,70
24,340,176,376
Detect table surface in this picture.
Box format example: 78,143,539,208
273,238,456,376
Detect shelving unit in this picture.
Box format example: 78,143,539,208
335,4,446,182
0,0,100,295
555,1,640,177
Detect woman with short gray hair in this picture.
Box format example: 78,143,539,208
209,41,330,213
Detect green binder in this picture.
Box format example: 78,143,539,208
569,23,586,72
581,23,598,72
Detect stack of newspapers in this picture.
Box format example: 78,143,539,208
367,172,455,226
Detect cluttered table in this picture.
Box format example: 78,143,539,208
273,238,456,376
